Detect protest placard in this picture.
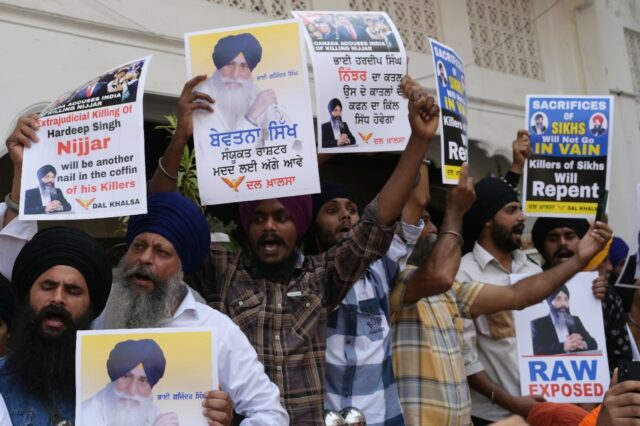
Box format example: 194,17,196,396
429,39,468,185
523,95,613,218
615,183,640,287
75,328,215,426
513,272,609,403
292,11,410,153
185,20,320,205
19,57,150,220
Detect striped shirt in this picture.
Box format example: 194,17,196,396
189,197,395,425
325,221,422,426
390,266,484,426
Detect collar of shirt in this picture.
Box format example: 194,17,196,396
166,287,200,324
472,242,529,273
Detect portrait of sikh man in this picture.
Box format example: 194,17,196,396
23,164,72,214
192,32,289,146
80,338,177,426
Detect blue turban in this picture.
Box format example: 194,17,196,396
107,339,166,388
609,236,630,268
213,33,262,71
546,284,570,305
126,192,210,274
328,98,342,114
37,164,56,180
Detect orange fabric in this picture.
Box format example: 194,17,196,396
528,402,589,426
578,405,601,426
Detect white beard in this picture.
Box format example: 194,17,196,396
102,382,158,426
209,71,258,128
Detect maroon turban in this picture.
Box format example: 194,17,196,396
239,195,312,242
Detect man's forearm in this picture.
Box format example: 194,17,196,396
378,134,429,225
468,371,516,413
4,166,21,226
402,210,463,302
148,131,186,195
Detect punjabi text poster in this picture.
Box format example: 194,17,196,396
523,95,613,218
75,328,215,426
19,56,151,220
185,20,320,205
429,38,468,185
292,10,410,153
513,272,609,403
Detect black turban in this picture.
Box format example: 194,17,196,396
531,218,589,255
12,227,112,317
107,339,166,388
311,181,360,226
126,192,211,274
546,284,570,305
463,177,519,245
213,33,262,71
37,164,56,180
0,275,15,331
327,98,342,114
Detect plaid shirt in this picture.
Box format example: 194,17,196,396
390,266,484,426
325,222,422,426
190,197,395,424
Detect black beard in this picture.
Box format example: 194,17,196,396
7,304,93,401
490,220,522,252
252,250,298,281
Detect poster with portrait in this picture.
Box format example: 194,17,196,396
513,272,609,403
185,20,320,205
19,57,150,220
429,38,468,185
615,183,640,287
292,11,410,153
75,328,215,426
523,95,613,218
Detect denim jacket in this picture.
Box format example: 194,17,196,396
0,366,74,426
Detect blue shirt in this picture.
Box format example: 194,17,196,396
0,365,74,426
324,221,422,426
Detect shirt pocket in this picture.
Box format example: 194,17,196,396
10,409,36,426
289,293,322,342
226,290,264,343
357,298,387,342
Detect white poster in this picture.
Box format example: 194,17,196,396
292,10,410,153
513,272,609,403
185,20,320,205
19,57,151,220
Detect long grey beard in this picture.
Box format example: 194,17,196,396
102,262,185,329
210,71,258,128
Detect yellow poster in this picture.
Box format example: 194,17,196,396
75,328,214,426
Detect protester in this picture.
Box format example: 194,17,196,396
148,74,440,423
309,163,428,424
392,166,612,425
457,176,544,424
0,276,14,362
0,227,112,425
95,191,289,425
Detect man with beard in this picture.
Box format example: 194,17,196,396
94,191,288,425
531,217,631,372
590,114,606,136
456,177,544,424
530,285,597,355
192,33,288,147
531,113,546,135
149,75,440,423
308,162,431,424
0,226,113,426
24,164,72,214
81,339,177,426
321,98,356,148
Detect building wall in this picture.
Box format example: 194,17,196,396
1,0,638,243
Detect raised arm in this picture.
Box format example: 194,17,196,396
400,162,429,226
401,164,476,302
469,221,612,317
377,75,439,225
148,75,213,195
